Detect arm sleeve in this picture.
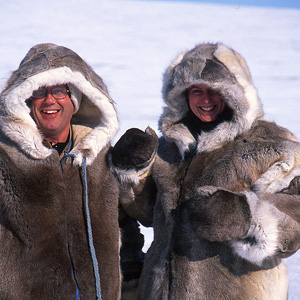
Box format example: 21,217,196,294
109,127,158,227
118,173,157,227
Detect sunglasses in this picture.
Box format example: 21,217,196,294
31,86,70,100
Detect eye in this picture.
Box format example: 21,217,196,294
32,88,47,99
190,88,204,95
52,87,67,97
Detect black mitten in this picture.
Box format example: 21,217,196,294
181,187,251,242
111,127,158,170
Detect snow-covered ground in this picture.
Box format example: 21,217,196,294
1,0,300,298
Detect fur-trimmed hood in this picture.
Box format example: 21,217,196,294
0,43,119,166
159,42,263,158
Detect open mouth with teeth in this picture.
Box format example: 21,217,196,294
200,106,215,111
41,109,60,115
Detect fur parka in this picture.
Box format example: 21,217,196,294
0,43,121,299
113,43,300,300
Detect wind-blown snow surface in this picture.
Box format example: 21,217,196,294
0,0,300,298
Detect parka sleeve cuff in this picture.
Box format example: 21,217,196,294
230,191,279,265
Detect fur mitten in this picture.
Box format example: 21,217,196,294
111,127,158,171
182,186,251,242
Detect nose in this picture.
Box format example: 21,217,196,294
43,91,56,104
200,91,210,103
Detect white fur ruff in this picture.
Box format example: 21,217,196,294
0,67,118,165
110,158,155,186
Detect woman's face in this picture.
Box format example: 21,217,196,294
188,84,226,122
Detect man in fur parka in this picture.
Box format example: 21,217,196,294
111,42,300,300
0,43,143,299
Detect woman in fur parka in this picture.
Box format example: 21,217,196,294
111,43,300,300
0,43,125,299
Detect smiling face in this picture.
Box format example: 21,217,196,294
29,85,74,143
188,84,226,123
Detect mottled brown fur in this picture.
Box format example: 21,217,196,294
0,142,121,299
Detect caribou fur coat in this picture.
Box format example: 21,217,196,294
113,43,300,300
0,43,121,299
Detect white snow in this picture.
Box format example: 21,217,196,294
1,0,300,298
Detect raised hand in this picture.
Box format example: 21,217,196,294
111,127,158,170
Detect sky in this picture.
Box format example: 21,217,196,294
0,0,300,298
140,0,300,9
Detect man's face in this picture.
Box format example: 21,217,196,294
29,85,74,142
188,84,226,123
